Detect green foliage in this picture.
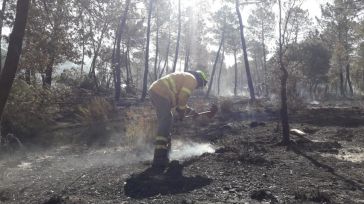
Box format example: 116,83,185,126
56,68,83,87
319,0,361,96
300,41,330,80
247,0,275,45
287,36,331,83
1,79,72,144
20,0,79,76
352,42,364,91
56,68,114,92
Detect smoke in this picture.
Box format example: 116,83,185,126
170,140,215,160
4,141,214,175
17,162,32,170
334,147,364,163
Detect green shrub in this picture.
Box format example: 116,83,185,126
1,79,72,145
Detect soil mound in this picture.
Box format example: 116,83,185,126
124,161,212,198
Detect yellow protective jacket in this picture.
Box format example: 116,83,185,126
149,72,197,110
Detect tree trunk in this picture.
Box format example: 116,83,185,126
114,0,131,101
115,40,122,100
261,20,268,96
313,81,319,100
89,46,98,86
89,22,109,87
111,28,118,89
278,0,290,145
172,0,181,72
154,13,159,81
160,28,171,78
81,39,85,76
0,0,8,73
184,45,190,72
362,69,364,90
141,0,154,100
0,0,30,119
217,47,225,96
126,44,133,85
254,55,263,97
43,56,55,87
236,0,255,101
234,50,238,96
309,81,314,100
106,71,112,89
339,68,345,97
324,84,329,99
206,33,224,98
79,7,85,76
43,0,62,88
25,68,31,84
184,35,191,72
253,54,258,94
346,62,353,96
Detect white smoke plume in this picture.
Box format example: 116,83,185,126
170,139,215,160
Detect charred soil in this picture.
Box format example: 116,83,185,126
1,100,364,204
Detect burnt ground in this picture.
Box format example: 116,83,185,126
1,101,364,204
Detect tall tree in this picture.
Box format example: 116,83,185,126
206,4,232,97
235,0,255,100
183,6,194,72
153,6,160,81
141,0,154,100
217,47,225,96
0,0,8,72
172,0,181,72
247,39,264,96
223,8,240,96
288,7,310,43
206,33,224,97
153,0,172,78
247,0,275,96
0,0,30,119
89,21,110,87
233,49,238,96
42,0,75,87
320,0,359,97
278,0,290,145
114,0,131,101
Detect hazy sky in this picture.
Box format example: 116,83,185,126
302,0,333,19
1,0,336,72
227,0,333,67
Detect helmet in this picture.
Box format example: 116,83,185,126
196,70,208,82
196,70,208,87
186,70,208,88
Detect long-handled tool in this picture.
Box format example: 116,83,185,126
185,104,218,119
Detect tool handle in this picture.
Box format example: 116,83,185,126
185,111,210,118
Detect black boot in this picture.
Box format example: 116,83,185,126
165,160,183,177
151,148,169,174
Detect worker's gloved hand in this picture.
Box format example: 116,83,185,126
185,107,192,115
189,109,199,119
183,108,199,119
185,107,199,119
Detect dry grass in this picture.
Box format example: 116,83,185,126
125,106,157,147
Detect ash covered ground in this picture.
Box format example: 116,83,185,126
0,99,364,204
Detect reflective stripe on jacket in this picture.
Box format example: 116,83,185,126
148,72,197,109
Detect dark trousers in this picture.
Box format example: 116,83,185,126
149,91,172,168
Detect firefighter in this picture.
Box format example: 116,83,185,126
148,70,208,173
